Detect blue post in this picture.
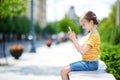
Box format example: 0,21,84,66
30,0,36,53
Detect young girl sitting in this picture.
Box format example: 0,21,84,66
61,11,100,80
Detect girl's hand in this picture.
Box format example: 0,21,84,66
68,31,77,42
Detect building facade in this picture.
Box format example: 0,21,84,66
26,0,46,28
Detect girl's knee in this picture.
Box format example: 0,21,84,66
61,66,71,74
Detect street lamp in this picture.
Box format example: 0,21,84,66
29,0,36,52
54,0,59,44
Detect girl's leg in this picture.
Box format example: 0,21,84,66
60,60,98,80
61,65,71,80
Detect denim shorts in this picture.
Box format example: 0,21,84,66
70,60,98,71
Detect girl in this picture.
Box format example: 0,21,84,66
61,11,100,80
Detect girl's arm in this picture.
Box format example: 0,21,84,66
72,40,91,55
68,31,91,55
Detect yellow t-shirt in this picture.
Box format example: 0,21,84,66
82,31,100,61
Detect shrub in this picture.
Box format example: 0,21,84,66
100,43,120,80
99,26,120,45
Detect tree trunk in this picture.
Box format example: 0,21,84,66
116,0,120,26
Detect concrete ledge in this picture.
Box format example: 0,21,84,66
69,60,116,80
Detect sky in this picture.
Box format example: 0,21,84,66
46,0,116,22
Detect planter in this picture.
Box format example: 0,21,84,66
45,40,53,47
46,44,51,47
9,44,24,59
10,51,23,59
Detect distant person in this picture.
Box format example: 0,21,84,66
61,11,100,80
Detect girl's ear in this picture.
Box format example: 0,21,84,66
90,20,94,25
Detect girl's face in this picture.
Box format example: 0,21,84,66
80,19,93,31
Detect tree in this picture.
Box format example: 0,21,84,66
99,3,117,28
0,0,28,18
43,22,55,35
58,16,81,34
98,1,120,45
35,22,41,35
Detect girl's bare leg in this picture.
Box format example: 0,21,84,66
61,65,71,80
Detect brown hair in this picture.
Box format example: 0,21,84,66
81,11,98,25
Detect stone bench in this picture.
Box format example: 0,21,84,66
69,60,116,80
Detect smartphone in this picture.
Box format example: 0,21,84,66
69,26,72,31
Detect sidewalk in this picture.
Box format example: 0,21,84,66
0,40,115,80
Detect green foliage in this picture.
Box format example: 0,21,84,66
58,16,81,34
0,0,28,18
99,26,120,45
98,3,116,29
34,22,41,34
0,17,16,33
100,43,120,80
43,22,55,35
0,16,30,34
108,4,116,27
0,16,43,35
98,18,109,29
18,16,30,34
98,2,120,45
99,2,120,80
12,16,30,34
10,16,30,34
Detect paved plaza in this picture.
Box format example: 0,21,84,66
0,38,115,80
